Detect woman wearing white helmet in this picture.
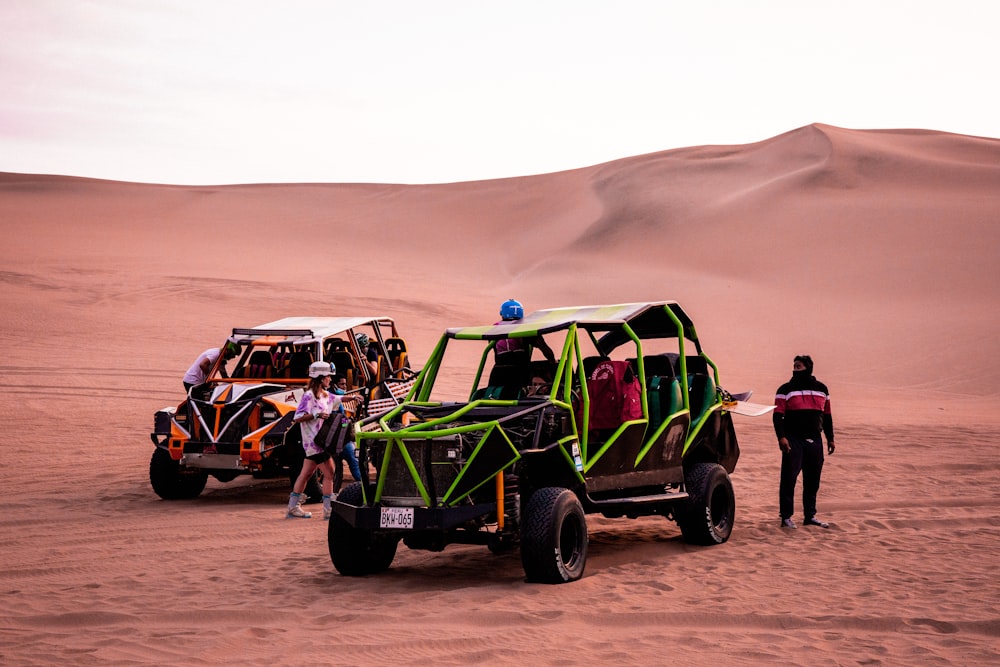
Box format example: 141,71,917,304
286,361,342,519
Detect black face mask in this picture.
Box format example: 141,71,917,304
792,369,812,382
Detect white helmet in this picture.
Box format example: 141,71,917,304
308,361,336,378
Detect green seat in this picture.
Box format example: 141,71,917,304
666,377,683,416
472,385,511,400
688,373,717,422
648,376,682,431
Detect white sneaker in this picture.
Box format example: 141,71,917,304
286,504,312,519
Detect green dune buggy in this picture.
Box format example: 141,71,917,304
329,302,761,583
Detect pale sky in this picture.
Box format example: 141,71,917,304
1,1,997,185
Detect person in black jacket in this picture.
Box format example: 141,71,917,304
773,355,835,529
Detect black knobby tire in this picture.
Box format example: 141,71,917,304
677,462,735,545
284,435,323,503
328,482,399,576
298,470,324,504
520,487,588,583
149,448,208,500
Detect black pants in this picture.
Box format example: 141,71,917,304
779,435,825,520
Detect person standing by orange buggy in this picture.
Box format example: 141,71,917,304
286,361,341,520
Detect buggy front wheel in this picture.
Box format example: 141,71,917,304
149,448,207,500
520,487,588,583
328,483,399,576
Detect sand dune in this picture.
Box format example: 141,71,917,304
1,124,999,664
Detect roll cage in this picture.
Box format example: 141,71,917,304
408,301,719,407
360,301,731,473
205,316,408,390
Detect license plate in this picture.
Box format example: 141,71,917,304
380,506,414,529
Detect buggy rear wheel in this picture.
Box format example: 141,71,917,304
677,462,735,545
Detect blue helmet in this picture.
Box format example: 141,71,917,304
500,299,523,320
355,333,370,348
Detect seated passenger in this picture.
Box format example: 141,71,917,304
494,299,556,364
525,368,553,397
355,333,380,386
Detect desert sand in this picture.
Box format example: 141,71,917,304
1,123,999,665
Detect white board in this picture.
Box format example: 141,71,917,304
725,400,775,417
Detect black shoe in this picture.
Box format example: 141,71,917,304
803,517,829,528
780,518,796,529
